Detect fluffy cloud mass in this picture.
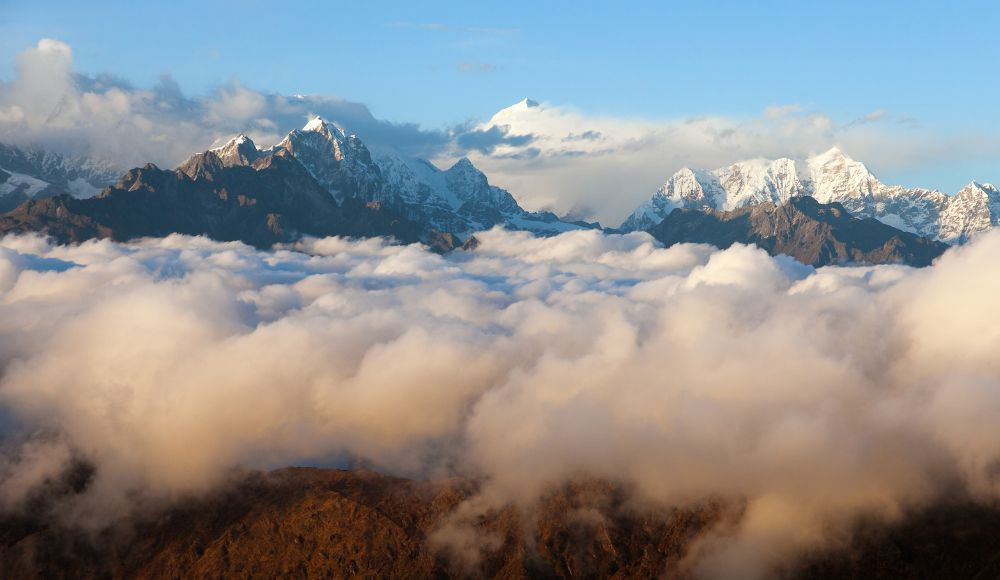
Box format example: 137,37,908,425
2,229,1000,577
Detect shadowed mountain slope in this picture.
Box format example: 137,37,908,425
0,149,428,249
648,196,949,267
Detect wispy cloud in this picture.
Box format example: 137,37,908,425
456,61,497,74
764,103,803,119
454,123,533,154
844,107,890,128
862,108,887,122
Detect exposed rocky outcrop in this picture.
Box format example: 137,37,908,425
648,196,948,267
0,149,424,248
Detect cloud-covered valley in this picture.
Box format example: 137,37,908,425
2,229,1000,577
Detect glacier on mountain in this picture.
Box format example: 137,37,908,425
620,147,997,244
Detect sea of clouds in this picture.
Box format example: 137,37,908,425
1,228,1000,577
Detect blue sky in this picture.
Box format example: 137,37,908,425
0,0,998,220
2,0,997,129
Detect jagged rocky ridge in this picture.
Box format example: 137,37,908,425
0,125,989,266
0,119,584,248
3,467,1000,579
274,117,580,235
649,196,948,267
622,147,999,244
0,148,425,249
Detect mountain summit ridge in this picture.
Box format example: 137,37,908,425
192,118,584,236
621,148,991,244
0,117,587,249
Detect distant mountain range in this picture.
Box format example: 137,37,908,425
0,122,994,266
0,144,120,212
1,150,430,249
0,119,588,249
621,147,999,244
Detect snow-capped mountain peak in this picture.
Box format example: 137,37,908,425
805,147,881,201
449,157,477,172
210,134,260,167
302,116,326,132
619,156,814,231
272,118,381,202
271,119,582,235
808,145,848,163
935,181,1000,243
488,98,541,125
177,133,262,179
211,133,250,149
500,98,539,112
300,116,352,141
621,149,996,244
961,181,999,195
806,147,861,176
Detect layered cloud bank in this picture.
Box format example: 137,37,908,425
1,229,1000,576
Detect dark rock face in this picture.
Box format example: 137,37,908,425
0,197,112,243
0,150,425,249
0,128,583,245
648,196,949,267
424,230,463,254
461,235,481,251
793,501,1000,580
0,468,728,579
0,189,30,214
3,468,1000,579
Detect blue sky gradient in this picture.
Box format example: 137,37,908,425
0,0,998,204
1,0,996,128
